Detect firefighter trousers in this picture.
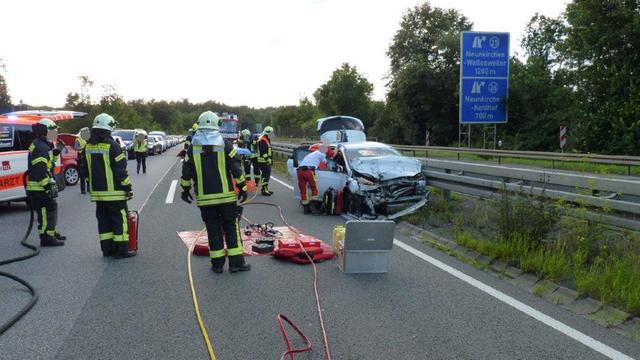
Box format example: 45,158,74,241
242,157,252,179
251,158,261,183
77,155,87,193
96,201,129,252
258,163,271,188
296,169,318,204
31,192,57,238
199,203,245,268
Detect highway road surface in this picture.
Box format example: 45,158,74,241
1,146,638,359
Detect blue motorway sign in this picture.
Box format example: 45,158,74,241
459,31,510,124
460,78,508,123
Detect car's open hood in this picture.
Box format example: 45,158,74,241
350,156,422,180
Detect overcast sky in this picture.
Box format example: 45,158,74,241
1,0,567,108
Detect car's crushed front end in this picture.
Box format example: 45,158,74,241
345,155,430,219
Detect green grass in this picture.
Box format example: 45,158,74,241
575,254,640,315
271,153,291,179
450,229,640,315
399,149,640,176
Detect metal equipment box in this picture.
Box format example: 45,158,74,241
338,220,395,273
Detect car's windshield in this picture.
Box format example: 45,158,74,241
346,146,400,162
112,130,134,141
148,136,156,143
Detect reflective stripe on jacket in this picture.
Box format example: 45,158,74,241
74,138,87,155
180,140,244,207
256,135,272,164
26,138,54,192
134,140,148,153
82,138,131,202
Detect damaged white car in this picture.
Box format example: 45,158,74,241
287,141,430,219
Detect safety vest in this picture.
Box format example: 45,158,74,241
256,135,272,164
26,138,54,192
84,139,131,202
180,142,245,207
134,140,147,153
75,137,87,155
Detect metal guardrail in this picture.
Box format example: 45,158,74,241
271,142,640,231
276,140,640,174
392,145,640,175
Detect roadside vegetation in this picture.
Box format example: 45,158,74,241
404,188,640,316
2,1,638,157
398,149,640,177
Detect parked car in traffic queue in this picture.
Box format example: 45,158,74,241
112,135,128,159
57,133,80,186
147,135,163,155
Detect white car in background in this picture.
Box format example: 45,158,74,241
149,131,167,152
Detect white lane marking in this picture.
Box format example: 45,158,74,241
271,175,633,360
165,180,178,204
139,158,179,213
271,175,294,190
393,240,633,360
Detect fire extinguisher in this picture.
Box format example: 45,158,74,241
128,210,139,251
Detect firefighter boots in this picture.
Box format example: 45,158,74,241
114,243,137,259
40,234,65,247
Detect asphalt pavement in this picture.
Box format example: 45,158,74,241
1,147,638,360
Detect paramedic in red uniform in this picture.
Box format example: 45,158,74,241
297,144,336,214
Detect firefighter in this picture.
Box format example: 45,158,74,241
239,129,253,179
184,123,198,151
82,113,136,259
257,126,274,196
297,145,336,214
249,130,261,184
180,111,250,274
74,127,90,194
133,132,148,174
26,118,65,247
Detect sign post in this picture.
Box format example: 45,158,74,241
459,32,510,147
559,125,567,151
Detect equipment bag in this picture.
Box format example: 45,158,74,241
272,236,334,264
322,188,336,215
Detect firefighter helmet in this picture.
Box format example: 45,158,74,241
38,118,58,130
93,113,117,131
263,126,274,135
197,111,219,130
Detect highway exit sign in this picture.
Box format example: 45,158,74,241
459,31,510,124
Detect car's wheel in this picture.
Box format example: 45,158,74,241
64,166,80,185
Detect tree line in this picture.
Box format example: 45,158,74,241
1,0,638,154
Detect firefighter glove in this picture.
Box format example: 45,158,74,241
52,148,61,156
181,191,193,204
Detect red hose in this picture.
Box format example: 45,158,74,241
244,202,333,360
